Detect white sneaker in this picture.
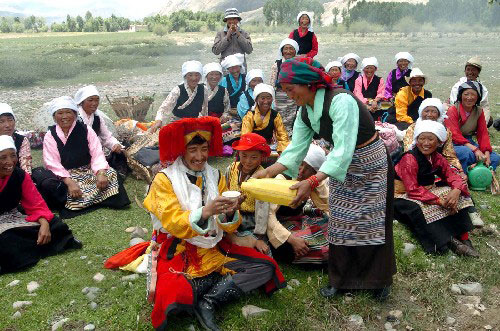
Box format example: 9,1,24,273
469,211,484,228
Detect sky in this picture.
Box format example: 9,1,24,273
0,0,165,19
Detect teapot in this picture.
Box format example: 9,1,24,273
468,161,493,191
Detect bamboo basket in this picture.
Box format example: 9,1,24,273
106,91,155,122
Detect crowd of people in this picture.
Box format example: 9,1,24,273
0,7,498,331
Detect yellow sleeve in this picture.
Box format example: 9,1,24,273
443,129,463,171
395,87,413,123
241,112,254,135
403,123,415,152
216,174,242,233
274,113,290,152
143,173,201,239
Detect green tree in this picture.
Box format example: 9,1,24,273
76,15,84,32
264,0,324,25
66,15,76,32
85,11,92,21
332,7,339,26
0,18,12,33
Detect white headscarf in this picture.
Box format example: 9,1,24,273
49,96,78,116
245,69,264,86
221,53,244,69
303,144,326,171
203,62,223,80
417,98,447,124
341,53,361,67
361,57,379,71
277,38,299,60
252,83,275,107
325,61,342,73
395,52,414,69
0,103,15,120
0,135,16,152
74,85,100,105
411,120,448,149
296,11,314,32
181,60,203,78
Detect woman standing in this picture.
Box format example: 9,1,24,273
254,58,396,300
270,38,300,136
289,12,318,58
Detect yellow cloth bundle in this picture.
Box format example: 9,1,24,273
241,178,298,206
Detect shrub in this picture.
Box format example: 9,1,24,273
153,24,169,36
392,16,420,34
12,22,24,33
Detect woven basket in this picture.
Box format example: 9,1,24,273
106,93,155,122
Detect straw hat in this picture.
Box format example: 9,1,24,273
405,68,427,84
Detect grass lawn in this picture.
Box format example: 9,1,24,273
1,31,499,330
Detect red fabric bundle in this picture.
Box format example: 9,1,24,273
103,241,150,269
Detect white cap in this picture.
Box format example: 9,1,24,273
417,98,446,124
361,57,379,70
325,61,342,72
296,11,314,32
303,144,326,171
405,68,427,84
253,83,275,106
181,60,203,77
0,103,15,120
395,52,414,69
221,53,244,69
278,38,299,60
203,62,223,79
246,69,264,86
74,85,100,105
0,135,16,152
341,53,361,67
412,120,447,149
49,96,78,115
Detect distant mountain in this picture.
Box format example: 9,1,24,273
0,10,25,18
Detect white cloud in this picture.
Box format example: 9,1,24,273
0,0,165,19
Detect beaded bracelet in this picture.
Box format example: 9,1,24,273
307,175,320,190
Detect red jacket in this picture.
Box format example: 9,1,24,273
395,151,469,205
445,104,492,153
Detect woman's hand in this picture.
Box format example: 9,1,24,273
111,144,123,153
289,180,312,209
37,219,51,245
254,240,270,255
287,235,309,257
96,171,109,191
459,172,468,185
442,188,461,214
484,151,491,167
252,162,287,179
148,120,162,133
63,178,83,199
474,149,486,163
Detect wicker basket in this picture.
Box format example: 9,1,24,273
106,92,155,122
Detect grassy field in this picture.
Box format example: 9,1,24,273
0,31,499,330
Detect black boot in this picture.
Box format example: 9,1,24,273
194,275,244,331
319,286,338,299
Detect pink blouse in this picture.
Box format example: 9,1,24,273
353,75,386,104
43,120,109,178
78,107,120,150
0,173,54,222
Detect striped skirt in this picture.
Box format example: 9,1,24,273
65,165,120,210
275,90,298,137
328,139,388,246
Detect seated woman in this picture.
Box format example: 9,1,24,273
394,120,478,257
150,61,208,132
267,144,330,264
388,68,432,130
445,81,499,173
0,135,81,274
241,83,289,154
203,62,230,120
403,98,485,227
325,61,349,90
353,57,386,120
0,103,31,174
219,53,246,116
270,38,300,136
225,133,271,254
236,69,264,120
384,52,414,100
289,11,318,58
340,53,361,91
143,117,285,330
74,85,128,177
41,96,130,218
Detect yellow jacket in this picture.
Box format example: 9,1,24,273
143,172,241,278
395,86,425,124
241,106,290,152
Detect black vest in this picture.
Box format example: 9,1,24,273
391,68,411,95
406,148,443,186
275,60,283,88
226,74,246,108
49,121,91,170
91,114,101,136
361,75,381,99
252,110,278,144
172,84,205,119
12,132,24,159
207,86,226,117
346,71,360,92
300,89,376,146
407,90,433,122
292,29,314,55
244,91,255,110
0,166,25,213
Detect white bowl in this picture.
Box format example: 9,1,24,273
222,191,241,198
